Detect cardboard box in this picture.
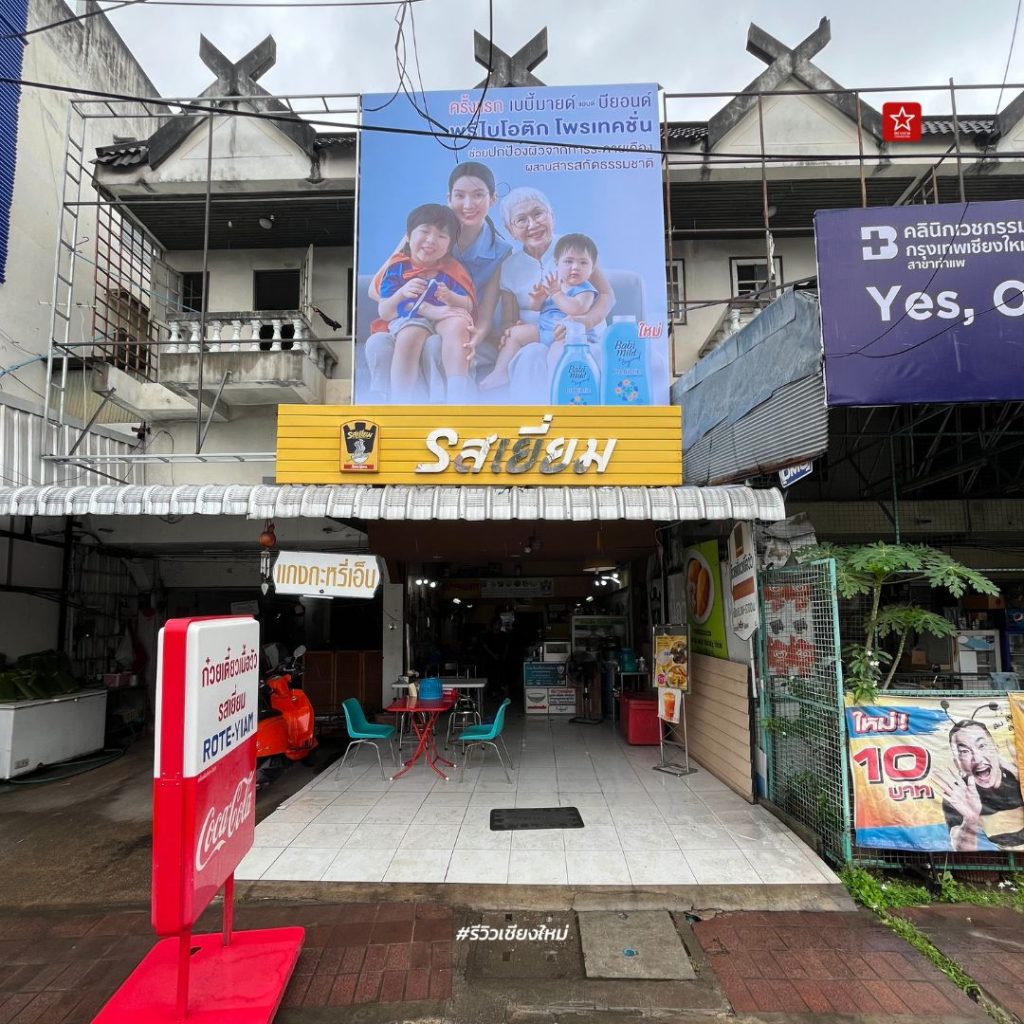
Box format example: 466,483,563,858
963,594,1006,610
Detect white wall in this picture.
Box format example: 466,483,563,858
0,526,64,659
670,235,818,374
0,0,159,405
165,244,355,386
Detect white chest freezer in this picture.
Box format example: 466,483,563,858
0,689,107,779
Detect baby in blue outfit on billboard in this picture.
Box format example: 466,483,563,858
371,203,477,403
479,233,599,391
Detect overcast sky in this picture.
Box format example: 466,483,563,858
105,0,1019,120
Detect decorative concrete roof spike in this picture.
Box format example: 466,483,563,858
142,34,315,170
199,34,276,98
474,27,547,88
706,17,883,150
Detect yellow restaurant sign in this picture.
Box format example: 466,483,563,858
276,406,683,486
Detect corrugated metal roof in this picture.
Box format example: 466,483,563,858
0,483,786,521
0,0,27,284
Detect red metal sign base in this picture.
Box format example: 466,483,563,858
92,927,304,1023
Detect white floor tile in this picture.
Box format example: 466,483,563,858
684,848,758,884
261,847,337,881
253,821,306,846
384,848,452,882
627,850,697,885
617,824,680,852
748,852,832,885
446,847,509,883
322,847,394,882
565,850,631,885
261,803,321,824
671,824,740,850
563,825,622,851
235,846,284,879
398,824,458,850
511,829,565,852
291,822,357,848
345,823,410,849
508,850,568,885
454,826,513,850
313,803,370,825
412,806,467,826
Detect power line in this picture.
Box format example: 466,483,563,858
7,74,1015,164
4,0,149,42
3,0,426,41
996,0,1024,114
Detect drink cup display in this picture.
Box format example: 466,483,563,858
663,690,676,720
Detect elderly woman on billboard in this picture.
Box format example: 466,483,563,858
364,162,512,403
490,187,615,401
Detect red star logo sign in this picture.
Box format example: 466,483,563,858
882,102,922,142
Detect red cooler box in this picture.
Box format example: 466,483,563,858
617,693,661,745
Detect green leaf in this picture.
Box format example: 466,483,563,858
875,605,957,640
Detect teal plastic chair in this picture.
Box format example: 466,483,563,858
337,698,396,781
456,698,514,784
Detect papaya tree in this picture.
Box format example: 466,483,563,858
796,542,999,702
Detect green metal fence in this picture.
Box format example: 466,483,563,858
757,559,851,863
758,558,1021,873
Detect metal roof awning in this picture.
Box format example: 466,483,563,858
0,484,786,522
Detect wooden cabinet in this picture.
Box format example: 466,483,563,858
302,650,383,715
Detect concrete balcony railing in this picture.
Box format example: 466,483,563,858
164,310,337,376
159,310,339,406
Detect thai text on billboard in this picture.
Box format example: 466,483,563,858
815,200,1024,406
355,84,668,407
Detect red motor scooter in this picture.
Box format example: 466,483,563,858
256,645,318,788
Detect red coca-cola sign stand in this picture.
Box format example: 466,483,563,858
94,616,304,1023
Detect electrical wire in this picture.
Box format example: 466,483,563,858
996,0,1024,115
2,0,150,42
2,0,428,40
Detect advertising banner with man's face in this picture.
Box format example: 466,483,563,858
847,695,1024,852
815,200,1024,405
355,84,668,407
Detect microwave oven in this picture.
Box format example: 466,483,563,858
542,641,571,663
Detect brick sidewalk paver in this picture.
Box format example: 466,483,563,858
0,902,452,1022
895,904,1024,1021
692,910,988,1019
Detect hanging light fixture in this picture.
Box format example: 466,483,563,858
258,519,277,594
583,526,615,574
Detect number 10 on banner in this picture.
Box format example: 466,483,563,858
852,745,935,801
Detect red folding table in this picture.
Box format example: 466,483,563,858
386,692,458,781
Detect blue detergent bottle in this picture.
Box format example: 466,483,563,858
551,320,600,405
601,315,650,405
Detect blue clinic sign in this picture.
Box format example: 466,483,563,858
815,201,1024,405
355,84,668,407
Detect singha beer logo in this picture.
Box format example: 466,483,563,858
341,420,379,472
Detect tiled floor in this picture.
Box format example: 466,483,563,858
238,713,838,886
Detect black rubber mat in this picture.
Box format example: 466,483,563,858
489,807,584,831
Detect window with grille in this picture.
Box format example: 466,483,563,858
92,202,160,379
729,256,783,299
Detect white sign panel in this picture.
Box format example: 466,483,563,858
728,522,759,642
273,551,381,599
180,618,260,778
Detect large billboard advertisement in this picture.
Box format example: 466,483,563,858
355,84,668,407
815,200,1024,405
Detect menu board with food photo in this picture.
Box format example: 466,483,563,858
684,540,728,658
653,626,689,693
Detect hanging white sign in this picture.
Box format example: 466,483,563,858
727,522,759,641
272,551,381,599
